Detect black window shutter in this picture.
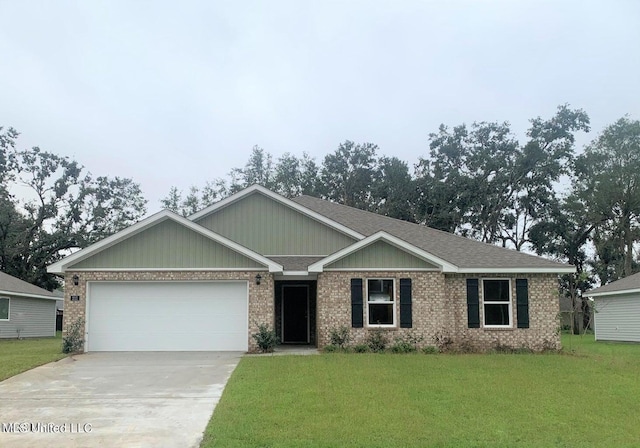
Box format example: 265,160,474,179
516,278,529,328
399,278,412,328
351,278,364,328
466,279,480,328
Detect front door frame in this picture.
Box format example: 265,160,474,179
281,284,310,344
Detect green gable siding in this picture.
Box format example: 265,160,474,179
69,220,264,269
326,240,438,269
194,192,356,255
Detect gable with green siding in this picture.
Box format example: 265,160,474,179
68,219,264,269
325,240,438,269
194,192,357,255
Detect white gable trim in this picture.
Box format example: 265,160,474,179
0,290,59,301
47,210,283,274
188,184,365,240
587,288,640,298
308,231,459,273
456,267,576,274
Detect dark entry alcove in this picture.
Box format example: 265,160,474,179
274,280,317,345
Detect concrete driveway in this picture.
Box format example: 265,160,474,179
0,352,242,448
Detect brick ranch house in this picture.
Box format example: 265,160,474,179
48,185,573,352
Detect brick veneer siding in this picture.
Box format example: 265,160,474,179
316,271,448,348
446,273,561,351
316,271,560,352
63,271,273,353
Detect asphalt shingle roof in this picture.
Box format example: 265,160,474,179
291,195,571,271
587,272,640,296
0,271,57,298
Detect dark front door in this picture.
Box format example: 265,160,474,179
282,285,309,343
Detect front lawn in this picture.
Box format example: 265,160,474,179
202,334,640,447
0,331,67,381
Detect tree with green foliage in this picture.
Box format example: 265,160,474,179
229,145,274,193
320,140,380,210
415,105,589,250
0,127,147,289
573,116,640,283
372,156,416,221
529,195,595,333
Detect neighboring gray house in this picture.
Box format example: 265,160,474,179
0,272,58,338
587,272,640,343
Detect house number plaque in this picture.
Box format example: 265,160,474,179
70,295,80,302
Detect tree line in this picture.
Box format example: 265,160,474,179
2,105,639,331
162,105,640,330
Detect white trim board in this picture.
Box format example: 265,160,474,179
587,288,640,298
455,267,575,274
66,268,267,272
0,290,59,301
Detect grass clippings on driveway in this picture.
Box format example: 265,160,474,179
0,331,66,381
202,334,640,448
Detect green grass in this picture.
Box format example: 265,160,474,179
202,335,640,447
0,331,67,381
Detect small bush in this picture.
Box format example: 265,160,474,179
329,326,351,349
422,345,439,354
391,340,416,353
252,323,279,353
491,341,534,354
541,339,559,353
366,329,389,353
390,333,424,353
432,331,454,353
353,344,369,353
492,342,516,353
62,317,85,354
456,336,477,354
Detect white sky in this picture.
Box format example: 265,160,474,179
1,0,638,212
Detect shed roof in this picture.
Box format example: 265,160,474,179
587,272,640,297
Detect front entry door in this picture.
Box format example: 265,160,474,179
282,285,309,343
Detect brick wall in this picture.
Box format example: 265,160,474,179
317,271,560,351
64,270,561,353
316,271,447,348
63,271,273,352
446,273,561,351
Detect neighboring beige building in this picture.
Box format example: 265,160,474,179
48,185,573,352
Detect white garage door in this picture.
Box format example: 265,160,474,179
87,281,248,351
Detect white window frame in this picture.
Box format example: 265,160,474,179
0,297,9,321
482,278,512,328
366,278,396,328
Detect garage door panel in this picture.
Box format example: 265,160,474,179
87,281,248,351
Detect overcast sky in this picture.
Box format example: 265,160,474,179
1,1,638,212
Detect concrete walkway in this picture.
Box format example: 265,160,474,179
0,351,242,448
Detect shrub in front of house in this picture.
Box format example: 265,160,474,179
422,345,439,354
353,344,369,353
390,333,423,353
252,323,279,353
329,326,351,349
62,317,85,354
365,329,389,353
